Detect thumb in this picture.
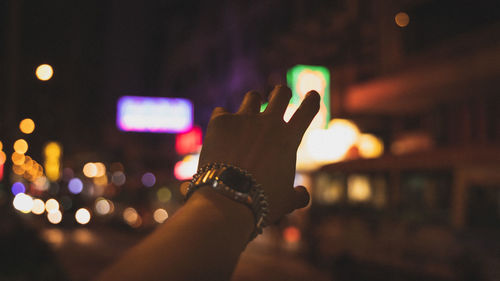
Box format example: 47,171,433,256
292,185,310,210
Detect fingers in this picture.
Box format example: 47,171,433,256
210,106,229,120
264,85,292,117
292,185,310,210
237,91,262,114
288,90,320,135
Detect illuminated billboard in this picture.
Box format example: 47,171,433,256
117,96,193,133
287,65,330,129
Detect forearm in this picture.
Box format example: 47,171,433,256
96,186,254,281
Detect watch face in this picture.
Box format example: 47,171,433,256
219,167,253,193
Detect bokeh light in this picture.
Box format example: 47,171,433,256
11,182,26,195
35,64,54,81
68,178,83,194
153,208,169,223
13,139,28,154
110,162,124,172
157,187,172,203
44,142,62,158
111,171,126,186
83,162,98,178
123,207,141,227
347,175,372,202
45,198,60,213
32,199,46,215
19,118,35,134
42,228,64,247
95,198,112,215
94,162,106,177
357,134,384,159
47,210,62,224
34,176,50,191
283,226,301,243
0,151,6,165
141,172,156,187
93,175,108,186
13,193,34,213
174,154,199,180
395,12,410,27
75,208,91,225
0,140,3,151
11,152,25,165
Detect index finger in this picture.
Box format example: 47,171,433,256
287,90,320,136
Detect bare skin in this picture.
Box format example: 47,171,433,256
96,85,320,281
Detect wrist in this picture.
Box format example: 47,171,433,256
187,185,254,239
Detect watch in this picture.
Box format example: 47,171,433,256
186,163,269,240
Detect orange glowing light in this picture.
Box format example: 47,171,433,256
0,151,6,165
395,12,410,27
0,141,3,151
35,64,54,81
19,118,35,134
11,152,26,165
283,226,301,243
13,139,28,154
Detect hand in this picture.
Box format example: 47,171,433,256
197,85,320,223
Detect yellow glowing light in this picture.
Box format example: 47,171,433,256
13,139,28,154
395,12,410,27
157,187,172,203
44,142,62,158
47,210,62,224
153,208,169,223
123,207,141,227
19,118,35,134
13,193,34,213
45,198,60,213
0,140,3,151
95,198,111,215
35,64,54,81
11,152,25,165
45,163,61,182
75,208,91,225
83,163,98,178
347,175,372,202
357,134,384,159
32,199,45,215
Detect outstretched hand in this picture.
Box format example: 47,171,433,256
198,85,320,223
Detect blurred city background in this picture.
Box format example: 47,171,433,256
1,0,499,280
